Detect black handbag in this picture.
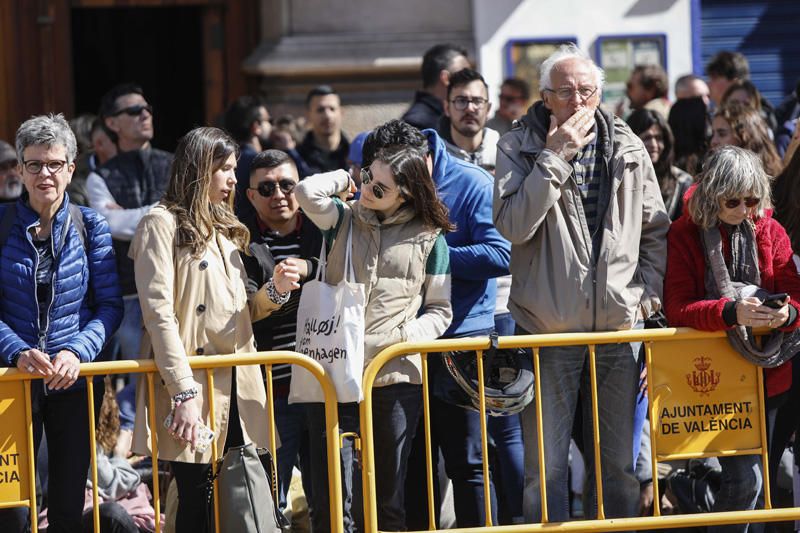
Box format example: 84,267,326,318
210,443,290,533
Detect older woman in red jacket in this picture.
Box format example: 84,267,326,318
665,145,800,532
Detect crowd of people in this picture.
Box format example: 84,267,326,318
1,41,800,533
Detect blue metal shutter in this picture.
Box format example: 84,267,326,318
700,0,800,106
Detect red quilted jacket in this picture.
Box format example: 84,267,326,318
665,210,800,397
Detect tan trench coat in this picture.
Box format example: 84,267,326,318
130,205,279,463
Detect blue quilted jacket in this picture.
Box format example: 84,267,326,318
0,194,123,388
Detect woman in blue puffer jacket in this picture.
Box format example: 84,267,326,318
0,113,123,533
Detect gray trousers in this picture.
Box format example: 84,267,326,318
521,340,641,523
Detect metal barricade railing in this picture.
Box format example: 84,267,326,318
0,351,343,533
359,328,800,533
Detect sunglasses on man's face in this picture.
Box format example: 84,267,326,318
249,179,296,198
724,197,760,209
111,104,153,117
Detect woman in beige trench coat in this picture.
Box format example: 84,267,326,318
129,127,300,532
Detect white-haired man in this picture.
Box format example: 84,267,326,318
493,44,669,522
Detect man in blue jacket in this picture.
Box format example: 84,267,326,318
363,120,510,529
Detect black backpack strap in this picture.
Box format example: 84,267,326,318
0,203,18,248
68,203,87,253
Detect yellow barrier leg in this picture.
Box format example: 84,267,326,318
24,380,38,533
644,341,661,517
206,369,221,533
422,353,437,531
532,347,548,523
265,364,279,501
474,349,493,526
360,375,378,533
146,373,161,533
323,387,344,533
86,378,100,533
588,344,604,520
757,367,772,509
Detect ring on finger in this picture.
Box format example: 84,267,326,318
26,365,34,372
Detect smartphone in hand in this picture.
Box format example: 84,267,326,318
762,292,789,309
164,411,215,453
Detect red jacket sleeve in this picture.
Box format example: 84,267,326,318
763,218,800,330
664,217,733,331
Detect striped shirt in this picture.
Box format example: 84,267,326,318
253,228,302,384
572,133,603,236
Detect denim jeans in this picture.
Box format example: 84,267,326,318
273,394,313,512
491,313,524,524
111,297,144,431
372,383,423,530
428,325,498,528
117,295,143,360
707,455,762,533
520,333,641,523
305,402,360,533
117,382,136,431
488,414,524,524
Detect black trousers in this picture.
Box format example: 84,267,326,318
0,384,91,533
171,369,245,533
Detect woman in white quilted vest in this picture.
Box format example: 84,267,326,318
296,145,453,532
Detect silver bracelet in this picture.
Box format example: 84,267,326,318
172,387,198,408
266,278,291,305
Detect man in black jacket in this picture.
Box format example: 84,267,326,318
86,83,173,363
241,149,321,518
402,43,471,131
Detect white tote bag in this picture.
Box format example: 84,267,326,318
289,222,366,403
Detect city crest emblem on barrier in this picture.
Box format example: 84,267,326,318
686,356,720,396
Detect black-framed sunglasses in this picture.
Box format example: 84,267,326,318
249,179,296,198
360,167,394,200
724,197,760,209
110,104,153,117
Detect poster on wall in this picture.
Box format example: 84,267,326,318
505,38,577,100
595,34,667,104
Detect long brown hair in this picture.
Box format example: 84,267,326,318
162,127,249,257
374,145,455,232
96,376,119,454
773,147,800,252
714,102,782,176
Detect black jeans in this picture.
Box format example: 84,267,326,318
0,384,91,533
305,402,360,533
372,383,423,531
171,369,245,533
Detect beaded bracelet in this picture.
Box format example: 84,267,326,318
172,387,199,409
266,278,291,305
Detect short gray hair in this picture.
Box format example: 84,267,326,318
15,113,78,164
539,44,605,92
687,146,772,229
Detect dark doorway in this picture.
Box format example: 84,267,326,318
71,6,204,152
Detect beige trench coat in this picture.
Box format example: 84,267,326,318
130,205,279,463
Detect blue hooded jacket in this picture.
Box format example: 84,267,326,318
0,194,123,390
424,129,510,336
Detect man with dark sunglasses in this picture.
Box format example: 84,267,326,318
86,83,173,378
487,78,530,136
239,149,322,520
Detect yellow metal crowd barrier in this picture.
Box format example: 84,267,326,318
359,328,800,533
0,351,343,533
